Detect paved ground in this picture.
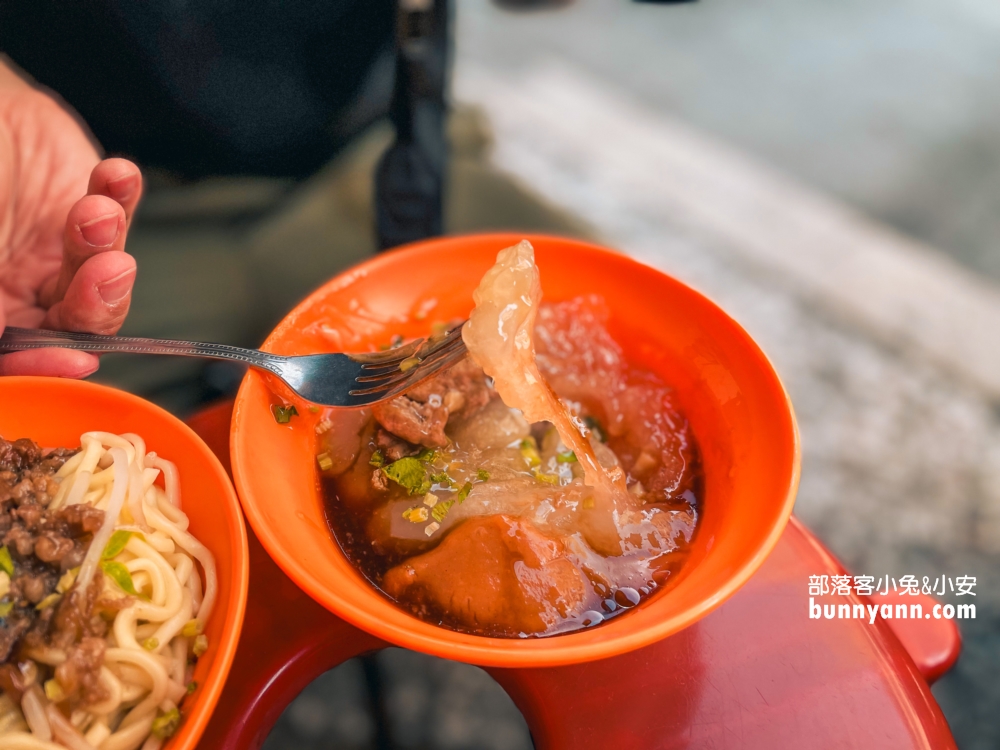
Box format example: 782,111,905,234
456,0,1000,284
88,3,1000,748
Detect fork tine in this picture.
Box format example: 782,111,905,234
412,326,464,362
353,321,464,371
352,331,467,384
349,338,424,366
349,340,468,397
381,348,469,400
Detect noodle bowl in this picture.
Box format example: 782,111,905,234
0,432,218,750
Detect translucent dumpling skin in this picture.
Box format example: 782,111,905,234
463,240,628,502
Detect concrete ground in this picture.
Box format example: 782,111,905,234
89,3,1000,748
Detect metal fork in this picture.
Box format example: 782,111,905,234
0,325,469,407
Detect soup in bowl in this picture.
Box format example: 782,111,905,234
231,234,799,668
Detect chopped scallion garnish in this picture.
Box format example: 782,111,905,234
316,452,334,471
0,547,13,576
383,457,431,495
402,506,429,523
151,708,182,739
44,679,65,703
100,561,141,597
431,500,454,523
271,404,299,424
519,439,541,468
102,530,139,560
35,593,62,610
476,469,490,481
556,451,577,463
456,482,473,503
56,568,78,594
370,450,385,468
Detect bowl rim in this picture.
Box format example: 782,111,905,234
0,376,250,748
231,232,801,667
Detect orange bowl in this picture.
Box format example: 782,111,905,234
231,233,800,668
0,377,249,749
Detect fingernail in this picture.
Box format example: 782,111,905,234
106,173,137,202
78,213,120,247
97,269,135,305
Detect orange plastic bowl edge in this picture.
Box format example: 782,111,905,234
231,233,800,669
0,378,249,750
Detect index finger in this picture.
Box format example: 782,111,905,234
87,158,143,227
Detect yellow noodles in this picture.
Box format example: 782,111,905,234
0,432,217,750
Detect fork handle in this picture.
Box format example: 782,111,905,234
0,327,284,370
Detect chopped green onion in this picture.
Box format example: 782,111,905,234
316,452,334,471
151,708,182,739
519,439,541,468
193,634,209,657
142,637,159,651
382,457,431,495
102,530,140,560
416,448,438,463
456,482,473,503
430,472,453,486
534,471,559,485
56,568,78,594
369,450,385,468
0,600,13,617
431,500,454,523
187,681,198,695
271,404,299,424
100,561,141,597
422,494,438,508
181,619,202,638
35,593,62,610
556,451,577,464
402,506,429,523
0,547,13,576
44,679,65,703
424,521,441,537
584,416,607,443
476,469,490,481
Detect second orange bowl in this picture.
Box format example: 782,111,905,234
0,377,248,750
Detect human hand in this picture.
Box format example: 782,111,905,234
0,59,142,378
